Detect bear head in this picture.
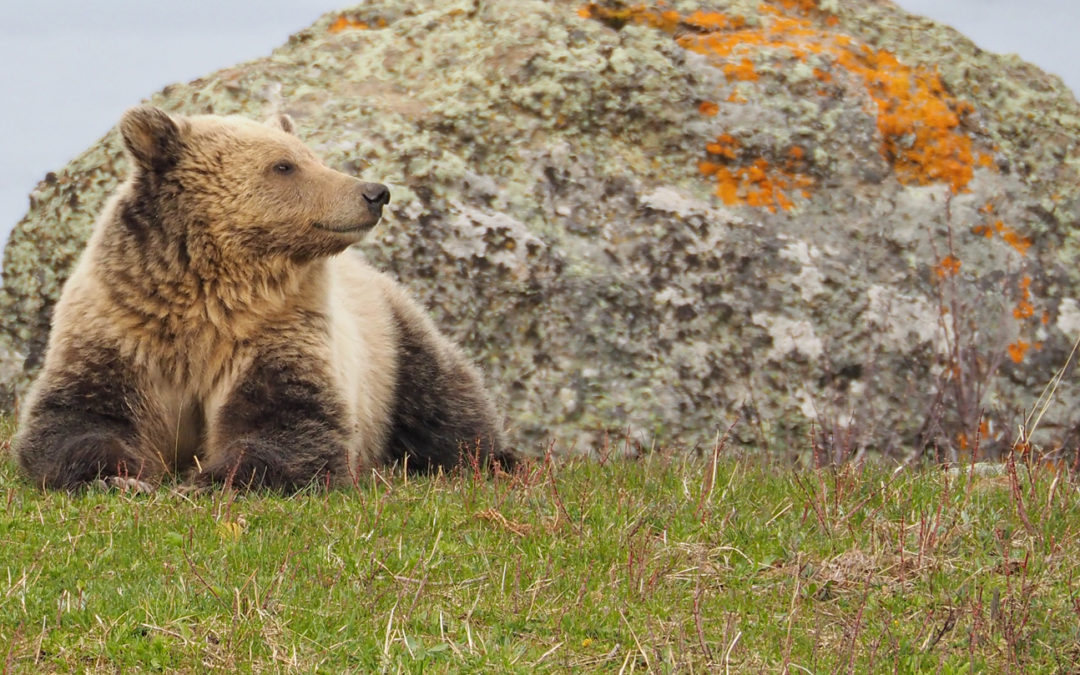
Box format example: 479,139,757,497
117,106,390,266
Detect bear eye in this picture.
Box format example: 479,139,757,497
273,160,296,175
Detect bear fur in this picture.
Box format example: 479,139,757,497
13,106,510,491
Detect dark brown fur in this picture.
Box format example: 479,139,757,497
202,343,351,490
385,307,512,473
16,341,150,489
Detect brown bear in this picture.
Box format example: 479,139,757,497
13,106,510,491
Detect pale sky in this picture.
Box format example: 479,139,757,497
1,1,1077,247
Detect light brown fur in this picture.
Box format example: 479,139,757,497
14,107,508,490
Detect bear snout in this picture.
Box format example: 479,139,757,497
361,183,390,213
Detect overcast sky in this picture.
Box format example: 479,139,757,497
1,1,1077,247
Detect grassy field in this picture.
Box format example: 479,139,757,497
2,430,1079,673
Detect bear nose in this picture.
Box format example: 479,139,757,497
362,183,390,208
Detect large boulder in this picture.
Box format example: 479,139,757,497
4,0,1080,460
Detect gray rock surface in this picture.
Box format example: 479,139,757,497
4,0,1080,460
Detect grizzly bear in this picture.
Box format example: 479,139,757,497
13,106,510,491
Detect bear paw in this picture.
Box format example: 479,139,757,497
92,476,156,494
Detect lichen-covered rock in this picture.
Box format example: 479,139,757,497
5,0,1080,460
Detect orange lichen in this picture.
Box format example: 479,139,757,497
698,101,719,116
329,16,369,32
1007,340,1030,364
705,133,739,159
699,152,813,213
1002,229,1032,256
723,59,759,82
776,0,819,12
971,220,1031,256
865,50,978,192
1005,276,1043,363
579,0,992,205
934,254,962,279
965,204,1039,349
698,108,814,211
1006,339,1040,364
1012,275,1036,320
684,10,735,31
1013,301,1035,320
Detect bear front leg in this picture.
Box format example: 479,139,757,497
384,306,510,473
14,344,159,490
198,354,350,491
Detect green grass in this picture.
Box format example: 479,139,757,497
2,429,1080,673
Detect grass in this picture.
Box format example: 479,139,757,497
2,428,1080,673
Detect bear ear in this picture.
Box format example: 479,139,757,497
265,114,296,135
119,106,183,172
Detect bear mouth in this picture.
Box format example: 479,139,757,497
313,222,375,234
